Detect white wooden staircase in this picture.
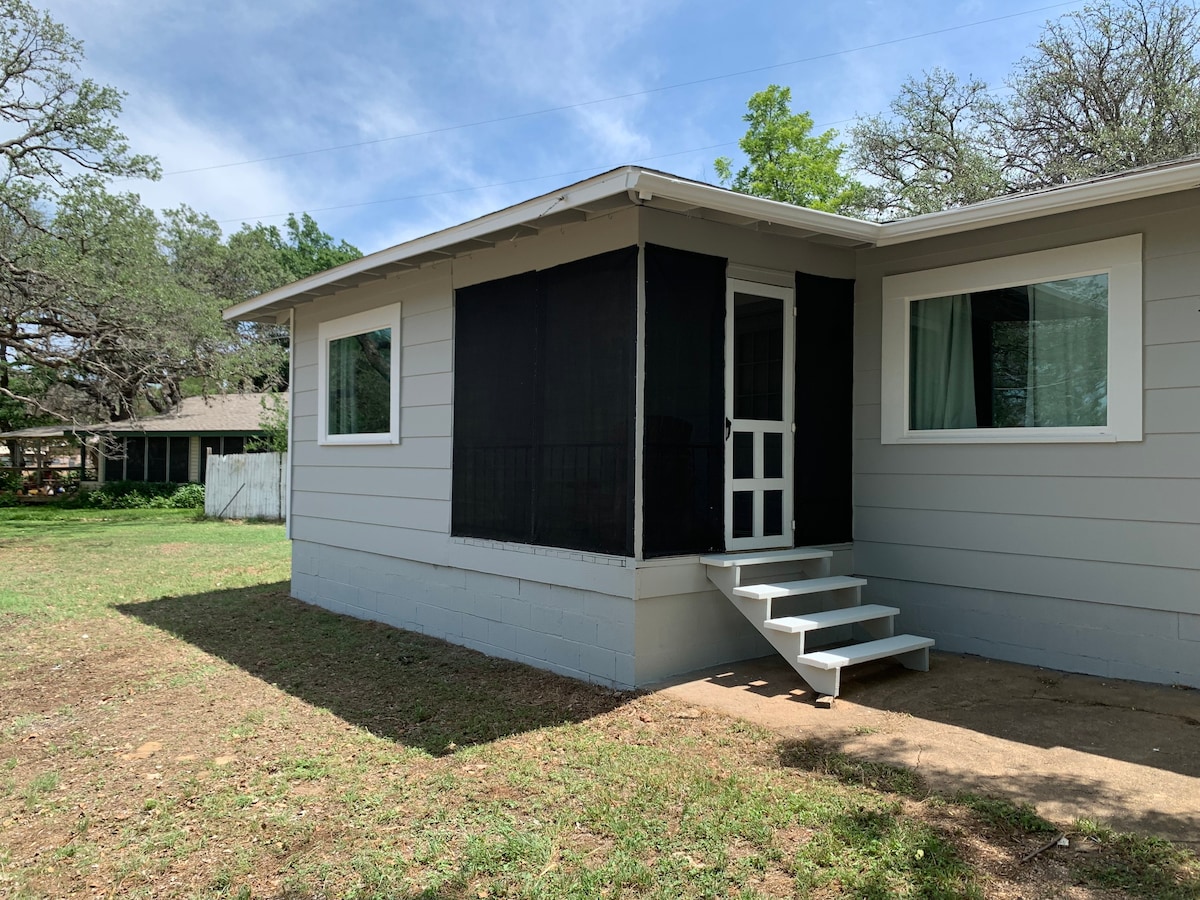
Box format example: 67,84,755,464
702,548,934,699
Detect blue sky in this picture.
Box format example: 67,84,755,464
42,0,1092,255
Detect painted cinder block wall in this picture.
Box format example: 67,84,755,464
852,189,1200,687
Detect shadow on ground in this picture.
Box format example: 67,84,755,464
117,582,629,756
671,653,1200,841
703,652,1200,778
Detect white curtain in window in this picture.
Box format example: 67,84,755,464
329,336,359,434
910,294,978,430
1024,282,1107,427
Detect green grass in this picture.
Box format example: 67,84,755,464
0,507,288,621
0,508,1196,899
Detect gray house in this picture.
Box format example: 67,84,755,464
226,161,1200,694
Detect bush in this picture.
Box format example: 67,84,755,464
0,469,22,493
75,480,205,510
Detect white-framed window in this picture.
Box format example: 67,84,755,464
317,304,401,445
880,235,1143,444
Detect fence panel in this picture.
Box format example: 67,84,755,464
204,452,287,520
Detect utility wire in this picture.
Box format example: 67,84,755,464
174,0,1081,178
214,140,748,224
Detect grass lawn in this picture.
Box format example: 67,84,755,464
0,508,1196,898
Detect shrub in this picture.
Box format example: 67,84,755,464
0,469,22,493
76,481,205,510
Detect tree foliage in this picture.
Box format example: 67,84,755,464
0,1,361,434
851,0,1200,217
850,70,1007,218
268,213,362,282
715,85,866,214
1000,0,1200,187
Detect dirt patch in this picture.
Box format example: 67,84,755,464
659,652,1200,843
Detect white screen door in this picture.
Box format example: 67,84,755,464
724,279,795,551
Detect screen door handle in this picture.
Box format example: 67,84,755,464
724,417,731,441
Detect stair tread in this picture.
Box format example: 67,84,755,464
700,548,833,568
764,603,899,634
797,635,935,670
734,575,867,600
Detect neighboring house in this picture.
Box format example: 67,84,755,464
1,393,279,488
92,393,279,484
225,162,1200,694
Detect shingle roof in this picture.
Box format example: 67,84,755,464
92,393,281,434
0,393,283,439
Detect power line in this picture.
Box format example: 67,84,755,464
214,140,748,224
172,0,1082,178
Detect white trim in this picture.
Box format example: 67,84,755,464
316,303,402,445
880,235,1143,444
225,160,1200,323
875,160,1200,246
633,243,647,561
285,308,295,537
725,262,795,288
724,278,795,551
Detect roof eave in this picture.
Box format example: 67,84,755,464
223,167,886,322
875,160,1200,246
224,167,644,322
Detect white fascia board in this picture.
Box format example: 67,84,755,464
876,160,1200,246
224,168,642,322
631,170,882,244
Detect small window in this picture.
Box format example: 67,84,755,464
317,304,401,445
881,236,1142,444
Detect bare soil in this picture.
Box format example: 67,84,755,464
659,650,1200,842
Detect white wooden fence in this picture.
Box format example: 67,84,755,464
204,452,287,521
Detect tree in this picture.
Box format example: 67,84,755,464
850,70,1008,218
0,0,160,422
715,85,867,214
851,0,1200,216
999,0,1200,188
0,3,361,429
267,213,362,282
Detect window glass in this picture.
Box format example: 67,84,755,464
327,328,392,436
733,293,784,420
909,274,1108,431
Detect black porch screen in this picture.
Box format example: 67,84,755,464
452,247,637,556
169,437,190,482
146,436,168,482
642,244,726,558
794,271,854,545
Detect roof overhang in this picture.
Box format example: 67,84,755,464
874,156,1200,247
224,158,1200,323
224,167,879,323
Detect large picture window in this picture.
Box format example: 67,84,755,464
317,304,401,445
881,236,1142,443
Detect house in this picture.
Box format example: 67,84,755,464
225,162,1200,694
1,393,279,490
90,393,279,485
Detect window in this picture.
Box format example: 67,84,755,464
317,304,401,444
881,235,1142,443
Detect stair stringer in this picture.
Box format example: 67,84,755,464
703,552,933,698
706,558,846,686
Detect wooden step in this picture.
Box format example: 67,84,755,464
764,603,898,634
699,548,833,568
798,635,935,671
734,575,866,601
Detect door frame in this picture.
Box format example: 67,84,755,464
723,277,795,551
